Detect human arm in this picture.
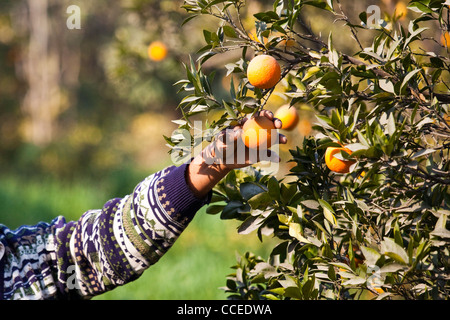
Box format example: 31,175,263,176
0,110,285,300
186,109,286,198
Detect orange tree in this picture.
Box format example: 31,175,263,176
167,0,450,300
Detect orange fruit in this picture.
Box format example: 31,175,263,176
247,55,281,89
147,41,168,61
298,119,312,136
357,170,367,180
274,105,299,131
440,31,450,47
325,146,356,173
395,1,408,20
241,116,276,149
278,38,296,51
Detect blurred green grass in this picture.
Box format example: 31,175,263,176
0,171,275,300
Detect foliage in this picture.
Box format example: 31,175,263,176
169,0,450,300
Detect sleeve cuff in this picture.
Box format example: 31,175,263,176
156,162,211,226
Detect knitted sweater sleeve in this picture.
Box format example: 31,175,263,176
0,163,211,300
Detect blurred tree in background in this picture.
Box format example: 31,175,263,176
0,0,217,181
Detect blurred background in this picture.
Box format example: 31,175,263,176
0,0,447,299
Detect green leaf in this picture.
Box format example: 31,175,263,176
381,237,409,265
182,14,199,26
269,287,285,296
289,222,312,244
318,199,337,226
222,100,237,119
206,204,226,215
268,176,281,201
394,221,403,246
238,215,264,235
252,262,280,279
240,182,266,200
304,0,333,11
330,262,353,272
404,27,428,47
430,212,450,239
223,25,237,38
327,265,336,281
302,66,321,81
342,276,367,286
253,11,280,23
302,275,316,298
283,286,302,299
359,11,367,24
400,69,421,93
379,79,395,94
221,201,245,220
411,148,437,159
407,2,433,14
203,29,212,43
280,183,297,204
248,192,272,209
360,246,381,266
380,263,407,273
301,199,320,210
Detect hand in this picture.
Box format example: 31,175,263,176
186,110,287,198
201,109,287,170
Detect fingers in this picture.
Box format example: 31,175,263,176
278,133,287,145
240,110,283,129
219,109,287,147
258,109,274,120
258,109,283,129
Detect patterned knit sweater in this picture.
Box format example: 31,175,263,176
0,163,210,300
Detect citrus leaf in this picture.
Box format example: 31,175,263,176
318,199,337,226
400,69,421,93
411,148,437,159
237,215,264,234
381,237,409,265
360,245,381,265
289,222,311,244
302,66,321,82
342,276,367,286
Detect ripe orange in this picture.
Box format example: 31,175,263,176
325,146,356,173
148,41,168,61
298,119,312,136
444,113,450,125
247,55,281,90
395,1,408,20
441,31,450,47
274,105,299,131
278,38,296,51
241,116,276,149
